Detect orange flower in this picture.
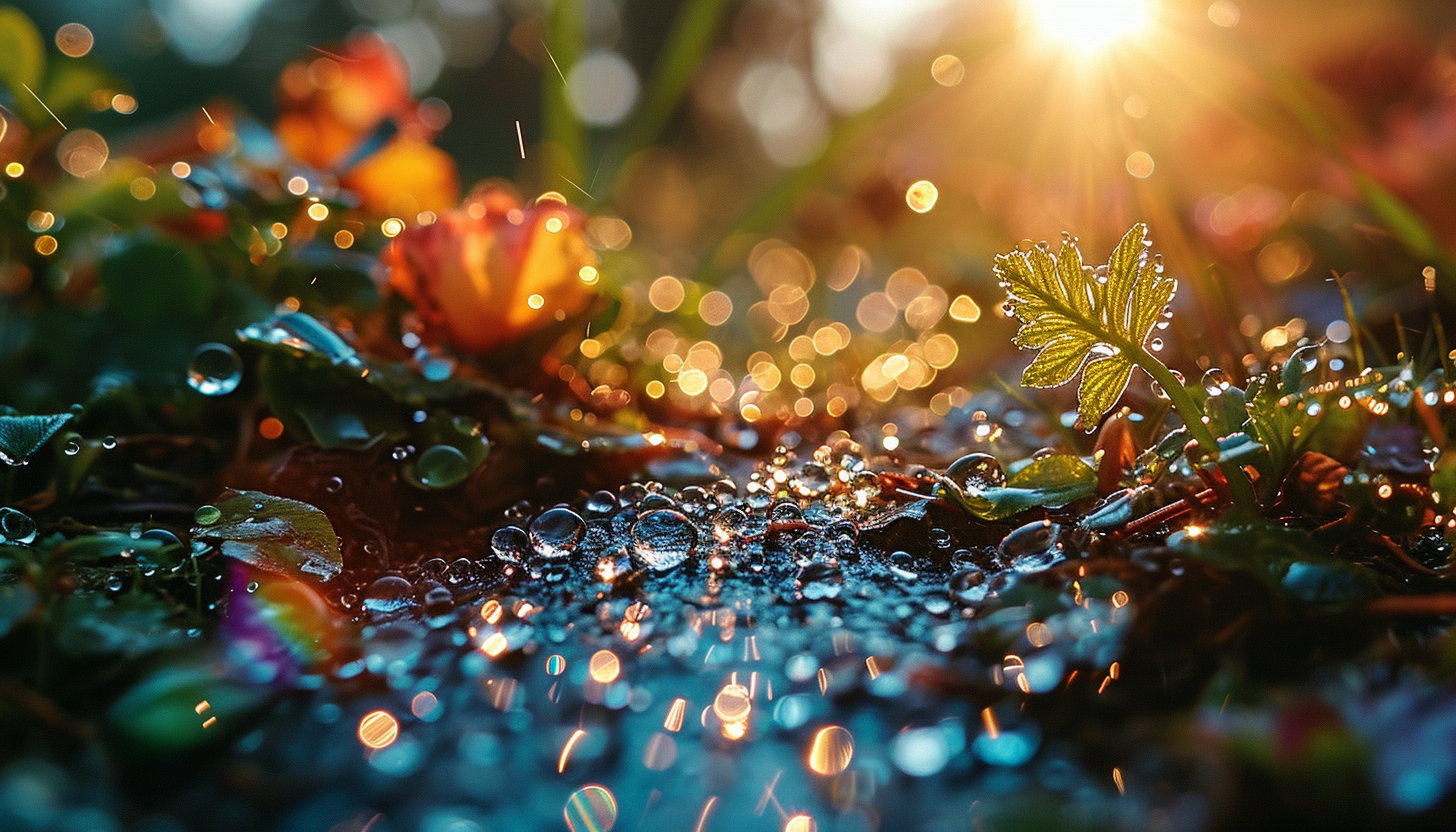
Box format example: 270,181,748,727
274,33,458,215
385,187,597,356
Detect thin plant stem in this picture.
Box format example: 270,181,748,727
1127,343,1259,514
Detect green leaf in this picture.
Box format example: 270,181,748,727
996,224,1178,428
0,412,72,465
193,490,342,581
54,592,189,657
0,7,44,111
108,659,269,751
100,238,214,327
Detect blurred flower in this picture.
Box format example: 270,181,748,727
274,33,458,216
385,186,596,356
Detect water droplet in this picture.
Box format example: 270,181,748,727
712,507,749,542
245,580,260,593
795,561,843,600
1150,379,1169,400
106,574,125,592
490,526,530,563
944,453,1005,493
1292,343,1321,373
391,445,410,461
949,567,988,603
1202,368,1232,396
1150,337,1164,351
193,505,222,526
362,575,418,618
415,444,471,489
771,501,804,523
323,476,344,494
62,434,82,455
0,507,38,544
423,586,454,616
631,509,697,572
585,490,618,515
529,507,585,560
186,342,243,395
998,521,1063,572
101,435,117,450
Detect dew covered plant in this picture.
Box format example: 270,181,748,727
995,225,1260,512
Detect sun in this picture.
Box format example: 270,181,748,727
1025,0,1154,53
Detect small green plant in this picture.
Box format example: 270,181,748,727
994,224,1259,512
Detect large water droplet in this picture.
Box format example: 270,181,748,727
186,343,243,396
415,445,471,489
529,507,585,560
585,490,618,515
491,526,529,563
711,507,749,542
944,453,1006,493
998,520,1063,572
1202,368,1232,396
948,567,988,603
631,509,696,572
0,507,38,544
193,505,222,526
362,575,418,618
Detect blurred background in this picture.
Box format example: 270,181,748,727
7,0,1456,433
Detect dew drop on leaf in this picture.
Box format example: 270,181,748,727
415,444,470,489
193,505,222,526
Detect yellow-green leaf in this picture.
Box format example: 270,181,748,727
1021,333,1093,388
995,223,1178,431
1077,354,1133,426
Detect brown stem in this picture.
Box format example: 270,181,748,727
1362,594,1456,617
